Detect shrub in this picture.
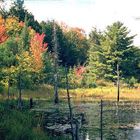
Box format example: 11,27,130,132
0,85,4,95
125,77,137,88
0,101,49,140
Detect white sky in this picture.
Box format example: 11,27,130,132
5,0,140,46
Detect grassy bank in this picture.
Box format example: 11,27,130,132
68,87,140,101
0,100,70,140
0,85,140,139
1,85,140,101
0,100,49,140
24,85,140,101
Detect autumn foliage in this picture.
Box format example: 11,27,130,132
0,25,8,43
75,66,86,78
0,16,8,43
60,22,86,40
0,16,23,43
30,33,47,70
0,15,47,72
71,27,86,40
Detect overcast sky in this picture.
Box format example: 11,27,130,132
6,0,140,46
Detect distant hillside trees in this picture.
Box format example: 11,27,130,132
1,0,140,93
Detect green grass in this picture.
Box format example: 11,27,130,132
1,84,140,102
0,100,71,140
23,85,140,102
0,100,49,140
1,84,140,140
67,86,140,101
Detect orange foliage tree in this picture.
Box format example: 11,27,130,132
0,16,8,43
30,33,47,71
0,16,24,44
0,25,8,43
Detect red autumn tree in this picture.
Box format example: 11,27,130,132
0,25,8,43
30,33,47,70
75,66,86,78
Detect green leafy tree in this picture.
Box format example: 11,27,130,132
88,22,137,83
9,0,41,32
102,22,135,81
0,38,18,98
84,28,104,87
121,47,140,81
41,21,89,67
64,27,89,66
41,21,67,64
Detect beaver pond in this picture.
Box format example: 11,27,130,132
35,100,140,140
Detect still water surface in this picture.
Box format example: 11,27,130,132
75,101,140,140
37,100,140,140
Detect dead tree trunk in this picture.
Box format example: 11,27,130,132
117,63,120,102
100,100,103,140
65,66,75,140
53,21,59,104
18,72,22,109
7,78,10,100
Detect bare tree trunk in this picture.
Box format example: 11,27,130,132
100,100,103,140
117,64,120,102
7,79,10,100
54,74,58,104
65,66,75,140
53,21,59,104
18,72,22,109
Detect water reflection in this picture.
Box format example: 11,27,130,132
86,133,89,140
130,123,140,140
76,101,140,140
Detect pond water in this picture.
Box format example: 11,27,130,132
35,100,140,140
75,101,140,140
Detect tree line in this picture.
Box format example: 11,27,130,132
0,0,140,100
